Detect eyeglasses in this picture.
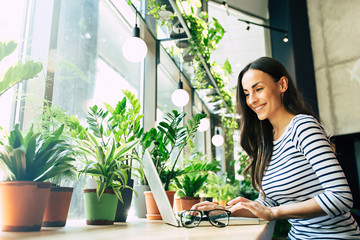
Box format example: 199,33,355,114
178,209,231,228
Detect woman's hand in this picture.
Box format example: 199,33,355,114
227,197,276,221
190,201,229,211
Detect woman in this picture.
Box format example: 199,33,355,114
193,57,360,239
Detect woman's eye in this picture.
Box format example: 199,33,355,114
244,93,249,97
256,88,263,92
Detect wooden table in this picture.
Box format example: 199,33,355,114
0,217,275,240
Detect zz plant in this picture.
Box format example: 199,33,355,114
142,110,206,191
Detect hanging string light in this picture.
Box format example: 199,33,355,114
238,18,289,43
198,111,210,132
122,2,148,62
171,39,189,107
212,128,224,147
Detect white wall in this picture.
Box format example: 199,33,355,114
307,0,360,136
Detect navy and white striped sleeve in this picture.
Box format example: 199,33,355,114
292,115,353,218
255,190,277,207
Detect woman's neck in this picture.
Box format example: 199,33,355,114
270,110,296,141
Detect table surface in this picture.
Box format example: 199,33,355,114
0,217,275,240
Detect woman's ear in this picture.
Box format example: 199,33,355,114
279,77,289,93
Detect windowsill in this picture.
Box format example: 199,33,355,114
0,216,274,240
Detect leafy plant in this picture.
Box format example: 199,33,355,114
78,139,139,202
76,97,143,202
142,110,206,191
175,141,221,197
104,90,144,179
0,124,75,182
205,173,238,203
175,174,208,197
0,40,43,97
230,151,258,200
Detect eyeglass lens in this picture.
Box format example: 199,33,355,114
208,210,229,227
180,210,202,228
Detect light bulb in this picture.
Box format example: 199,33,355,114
198,118,210,132
171,89,189,107
122,36,148,62
212,134,224,147
283,34,289,43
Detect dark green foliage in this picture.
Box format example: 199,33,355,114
273,219,291,239
76,90,143,202
175,174,208,197
142,110,206,191
0,124,75,182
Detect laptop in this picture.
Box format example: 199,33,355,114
142,149,262,227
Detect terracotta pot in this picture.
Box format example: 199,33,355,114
42,186,73,227
83,189,118,225
175,198,182,213
219,199,227,206
144,191,175,220
180,197,201,211
0,181,51,232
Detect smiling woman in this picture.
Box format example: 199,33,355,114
191,57,360,240
241,69,288,124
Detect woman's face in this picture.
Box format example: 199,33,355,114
241,69,285,121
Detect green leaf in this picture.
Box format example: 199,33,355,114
0,60,43,97
0,40,17,61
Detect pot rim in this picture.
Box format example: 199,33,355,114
83,188,115,194
50,186,74,192
0,181,51,188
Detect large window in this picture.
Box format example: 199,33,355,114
51,0,141,120
0,0,144,218
156,63,179,122
0,0,33,130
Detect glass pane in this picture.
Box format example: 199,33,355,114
52,0,141,121
156,64,179,122
0,0,27,131
49,0,142,219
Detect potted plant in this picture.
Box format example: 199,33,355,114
77,103,141,225
141,110,206,219
174,146,220,211
31,103,80,227
0,124,75,232
175,174,208,210
103,90,144,222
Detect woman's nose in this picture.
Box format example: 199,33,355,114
247,93,258,105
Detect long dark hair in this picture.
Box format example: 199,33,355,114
236,57,317,195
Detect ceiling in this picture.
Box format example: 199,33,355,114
210,0,269,20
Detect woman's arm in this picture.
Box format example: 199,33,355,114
293,116,353,218
227,197,325,221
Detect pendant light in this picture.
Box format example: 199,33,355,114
212,128,224,147
171,40,189,107
198,111,210,132
122,3,148,62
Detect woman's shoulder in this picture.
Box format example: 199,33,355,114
289,114,325,139
291,114,320,127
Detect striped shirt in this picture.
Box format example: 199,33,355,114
256,114,360,239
